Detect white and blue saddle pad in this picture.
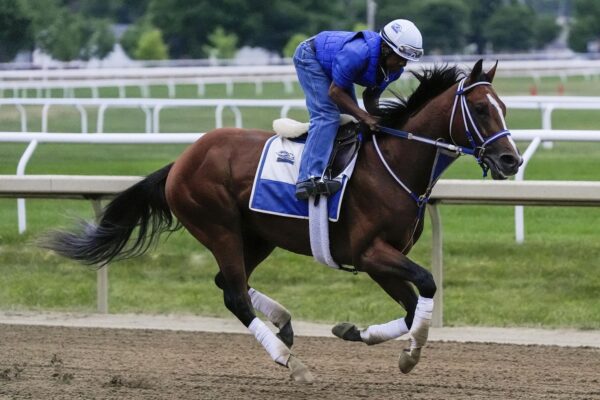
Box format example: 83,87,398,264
249,135,357,221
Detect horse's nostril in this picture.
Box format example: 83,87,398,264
500,154,520,169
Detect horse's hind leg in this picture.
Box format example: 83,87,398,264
333,279,416,346
199,228,309,382
248,287,294,348
217,238,295,348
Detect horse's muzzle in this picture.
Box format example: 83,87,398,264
484,152,522,180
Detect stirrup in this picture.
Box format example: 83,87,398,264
315,179,341,196
295,179,341,200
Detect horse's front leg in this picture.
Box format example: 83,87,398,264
332,279,415,345
358,239,436,373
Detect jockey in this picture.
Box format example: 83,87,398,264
293,19,423,200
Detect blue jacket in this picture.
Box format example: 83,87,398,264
314,30,402,95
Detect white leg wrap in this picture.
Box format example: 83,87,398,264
409,296,434,349
360,318,409,345
248,318,291,366
248,288,291,328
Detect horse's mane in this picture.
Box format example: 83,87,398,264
378,64,465,127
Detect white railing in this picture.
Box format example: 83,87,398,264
2,59,600,82
2,174,599,323
1,132,202,233
3,60,600,99
1,96,599,134
0,75,298,98
0,98,307,133
2,129,600,239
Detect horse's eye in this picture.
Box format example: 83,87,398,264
474,103,488,114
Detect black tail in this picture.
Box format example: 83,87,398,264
41,163,180,266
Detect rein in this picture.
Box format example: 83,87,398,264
373,77,513,215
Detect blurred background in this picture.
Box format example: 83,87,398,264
0,0,596,68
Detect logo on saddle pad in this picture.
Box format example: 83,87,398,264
276,150,295,165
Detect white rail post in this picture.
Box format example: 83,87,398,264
196,79,205,96
428,203,443,328
280,105,291,118
92,199,109,314
152,104,163,133
96,104,108,133
230,106,243,128
215,104,224,128
16,140,39,233
542,105,554,149
41,104,51,133
142,106,152,133
75,104,88,133
15,104,27,132
514,137,542,244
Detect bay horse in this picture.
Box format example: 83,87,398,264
44,60,522,382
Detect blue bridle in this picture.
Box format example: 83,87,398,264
449,77,511,176
373,77,513,213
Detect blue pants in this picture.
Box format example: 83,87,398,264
293,41,341,183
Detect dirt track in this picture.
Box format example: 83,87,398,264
1,324,599,400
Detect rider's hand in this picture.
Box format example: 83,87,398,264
362,114,380,131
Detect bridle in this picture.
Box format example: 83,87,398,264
449,77,511,176
372,76,514,212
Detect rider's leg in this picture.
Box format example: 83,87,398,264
293,40,341,199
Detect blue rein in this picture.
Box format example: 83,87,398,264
377,125,511,169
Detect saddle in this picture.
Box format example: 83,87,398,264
272,115,361,179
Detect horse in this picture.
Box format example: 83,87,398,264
43,60,522,382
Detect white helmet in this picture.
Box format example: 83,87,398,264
380,19,424,61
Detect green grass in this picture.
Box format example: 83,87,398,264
0,78,599,329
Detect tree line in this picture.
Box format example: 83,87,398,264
0,0,597,62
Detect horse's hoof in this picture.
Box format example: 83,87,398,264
332,323,362,342
398,347,421,374
276,320,294,349
287,355,314,383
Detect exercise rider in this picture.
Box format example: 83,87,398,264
293,19,424,199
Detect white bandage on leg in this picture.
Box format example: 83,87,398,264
248,288,291,328
248,318,291,366
360,318,409,345
409,296,434,349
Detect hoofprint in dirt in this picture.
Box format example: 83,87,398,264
1,324,599,400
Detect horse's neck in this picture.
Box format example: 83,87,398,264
376,95,454,196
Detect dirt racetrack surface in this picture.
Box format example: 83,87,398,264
1,324,599,400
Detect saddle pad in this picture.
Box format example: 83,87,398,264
249,135,356,221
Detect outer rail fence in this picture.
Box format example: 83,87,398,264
3,130,600,241
2,175,599,326
2,59,600,83
0,75,298,98
1,96,600,134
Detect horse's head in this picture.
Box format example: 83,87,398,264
449,60,522,179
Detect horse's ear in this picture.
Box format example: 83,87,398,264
485,60,499,83
468,59,484,83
